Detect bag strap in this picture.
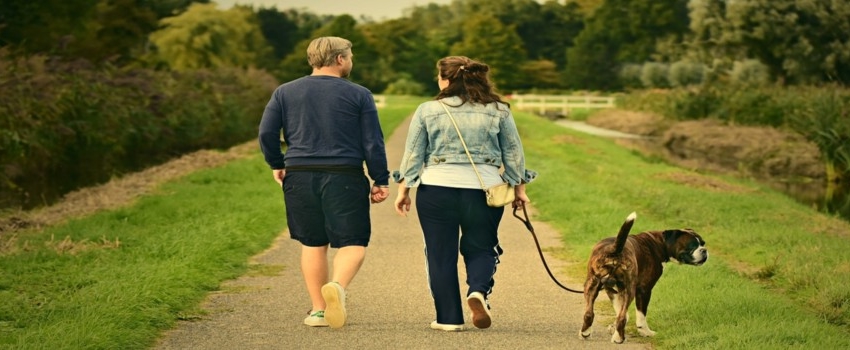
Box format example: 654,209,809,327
438,100,487,190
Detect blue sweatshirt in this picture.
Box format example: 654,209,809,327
258,75,389,185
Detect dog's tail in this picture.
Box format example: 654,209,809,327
613,212,637,255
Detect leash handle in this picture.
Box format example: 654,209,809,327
512,203,583,294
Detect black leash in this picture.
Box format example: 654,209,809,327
512,203,583,294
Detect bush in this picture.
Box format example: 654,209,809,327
383,77,426,96
619,64,643,89
730,59,771,86
640,62,670,88
669,60,706,87
0,52,277,210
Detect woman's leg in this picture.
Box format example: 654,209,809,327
416,185,464,325
458,188,504,297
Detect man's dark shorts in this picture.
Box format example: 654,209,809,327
282,170,371,248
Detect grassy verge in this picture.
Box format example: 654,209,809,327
0,95,424,349
514,109,850,348
1,95,848,349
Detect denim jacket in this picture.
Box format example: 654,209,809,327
392,96,537,187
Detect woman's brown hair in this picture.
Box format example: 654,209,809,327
435,56,509,108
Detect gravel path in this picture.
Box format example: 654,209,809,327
154,116,651,350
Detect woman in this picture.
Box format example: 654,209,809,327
393,56,537,331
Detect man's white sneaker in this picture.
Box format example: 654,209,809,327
467,292,492,329
303,310,328,327
321,282,347,328
430,321,464,332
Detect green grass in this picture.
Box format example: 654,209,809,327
514,109,850,348
1,96,849,349
0,158,285,349
0,96,424,349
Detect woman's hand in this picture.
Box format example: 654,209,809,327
512,183,530,208
394,184,411,216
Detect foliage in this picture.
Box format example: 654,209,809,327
518,60,562,90
619,85,850,181
361,16,446,96
276,15,388,91
618,64,643,89
787,88,850,182
668,60,706,87
0,0,198,63
564,0,690,90
0,0,99,55
685,0,850,85
0,51,277,210
383,76,427,96
148,3,271,71
730,59,771,86
640,62,670,88
450,14,527,92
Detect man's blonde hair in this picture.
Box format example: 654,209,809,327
307,36,352,68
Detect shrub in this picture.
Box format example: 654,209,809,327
0,52,277,210
640,62,670,88
730,59,771,86
669,60,706,87
619,63,643,89
383,77,426,96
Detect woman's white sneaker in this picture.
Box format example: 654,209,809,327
430,321,464,332
466,292,492,329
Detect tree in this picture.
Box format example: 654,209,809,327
686,0,850,85
276,15,385,91
458,0,583,70
361,17,444,94
148,3,271,71
0,0,99,55
564,0,690,90
82,0,158,64
450,14,527,92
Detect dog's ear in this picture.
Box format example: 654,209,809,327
662,229,682,245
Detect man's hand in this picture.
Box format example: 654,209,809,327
272,169,286,186
371,185,389,204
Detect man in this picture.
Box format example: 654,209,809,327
258,36,390,329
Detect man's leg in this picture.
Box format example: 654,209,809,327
302,245,329,312
331,245,366,289
322,246,363,328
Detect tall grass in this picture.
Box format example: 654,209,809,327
620,85,850,183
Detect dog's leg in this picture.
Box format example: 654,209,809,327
605,289,618,334
635,289,656,337
611,292,632,344
579,279,601,339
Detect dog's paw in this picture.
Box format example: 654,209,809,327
611,333,625,344
637,327,656,337
579,329,592,339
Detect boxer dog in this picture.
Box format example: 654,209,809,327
579,212,707,344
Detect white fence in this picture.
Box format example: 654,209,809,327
511,94,615,115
